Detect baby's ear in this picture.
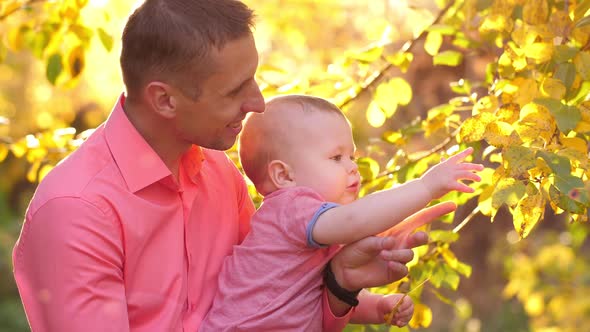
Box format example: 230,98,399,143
267,160,295,189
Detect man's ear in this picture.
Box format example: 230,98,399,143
145,82,177,119
268,160,295,189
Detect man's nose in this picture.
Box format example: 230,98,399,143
241,82,265,114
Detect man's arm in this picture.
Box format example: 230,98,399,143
322,202,456,331
13,197,129,332
313,148,482,245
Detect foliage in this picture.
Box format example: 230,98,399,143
2,0,590,331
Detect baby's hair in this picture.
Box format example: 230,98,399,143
265,94,344,116
239,94,346,195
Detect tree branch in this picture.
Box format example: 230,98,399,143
338,0,457,109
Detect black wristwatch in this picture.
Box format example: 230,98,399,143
324,262,362,307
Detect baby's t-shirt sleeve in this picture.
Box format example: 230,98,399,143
273,187,339,249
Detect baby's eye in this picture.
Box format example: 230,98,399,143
331,155,342,161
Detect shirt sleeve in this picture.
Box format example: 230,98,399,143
12,197,130,332
322,288,353,331
275,187,330,248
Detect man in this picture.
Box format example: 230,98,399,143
13,0,449,331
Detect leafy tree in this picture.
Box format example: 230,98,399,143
1,0,589,331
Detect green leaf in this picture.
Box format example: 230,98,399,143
554,62,577,90
549,184,586,214
492,177,526,209
97,28,113,52
433,50,463,67
503,145,536,177
536,150,571,174
46,53,63,84
554,175,589,205
534,98,581,133
554,45,579,63
441,265,460,290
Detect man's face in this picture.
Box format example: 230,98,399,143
172,34,265,150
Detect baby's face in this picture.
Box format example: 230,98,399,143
286,111,360,204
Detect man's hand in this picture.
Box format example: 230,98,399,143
330,201,457,291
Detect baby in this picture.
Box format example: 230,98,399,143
199,95,483,331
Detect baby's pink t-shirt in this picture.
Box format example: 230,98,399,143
200,186,340,331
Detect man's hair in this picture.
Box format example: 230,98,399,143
120,0,255,100
239,95,345,195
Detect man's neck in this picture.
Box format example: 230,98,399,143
123,99,190,182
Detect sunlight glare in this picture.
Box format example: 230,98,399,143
90,0,109,8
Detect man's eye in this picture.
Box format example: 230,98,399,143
331,155,342,161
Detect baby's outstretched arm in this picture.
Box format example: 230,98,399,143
312,147,483,245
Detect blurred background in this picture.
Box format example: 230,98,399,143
1,1,589,331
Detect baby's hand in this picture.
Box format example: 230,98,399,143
420,147,484,199
379,294,414,327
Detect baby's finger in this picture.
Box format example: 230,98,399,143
451,182,475,193
447,147,474,163
459,163,484,171
457,171,482,182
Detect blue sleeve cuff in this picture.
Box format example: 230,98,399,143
306,202,339,248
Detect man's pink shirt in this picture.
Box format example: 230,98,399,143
12,95,350,331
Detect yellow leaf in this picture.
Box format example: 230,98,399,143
575,101,590,132
561,136,587,154
525,42,553,63
480,14,514,33
484,121,522,148
513,194,544,239
374,81,399,117
458,112,495,143
409,303,433,328
389,78,412,106
366,101,386,128
7,25,27,51
523,0,549,25
38,164,54,182
10,138,27,158
425,31,443,56
525,292,545,317
540,78,566,100
574,51,590,80
0,143,8,162
496,103,520,123
473,95,499,114
514,103,556,143
27,160,41,183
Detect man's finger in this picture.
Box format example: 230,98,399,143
383,201,457,237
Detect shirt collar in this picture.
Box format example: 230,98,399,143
104,94,205,193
